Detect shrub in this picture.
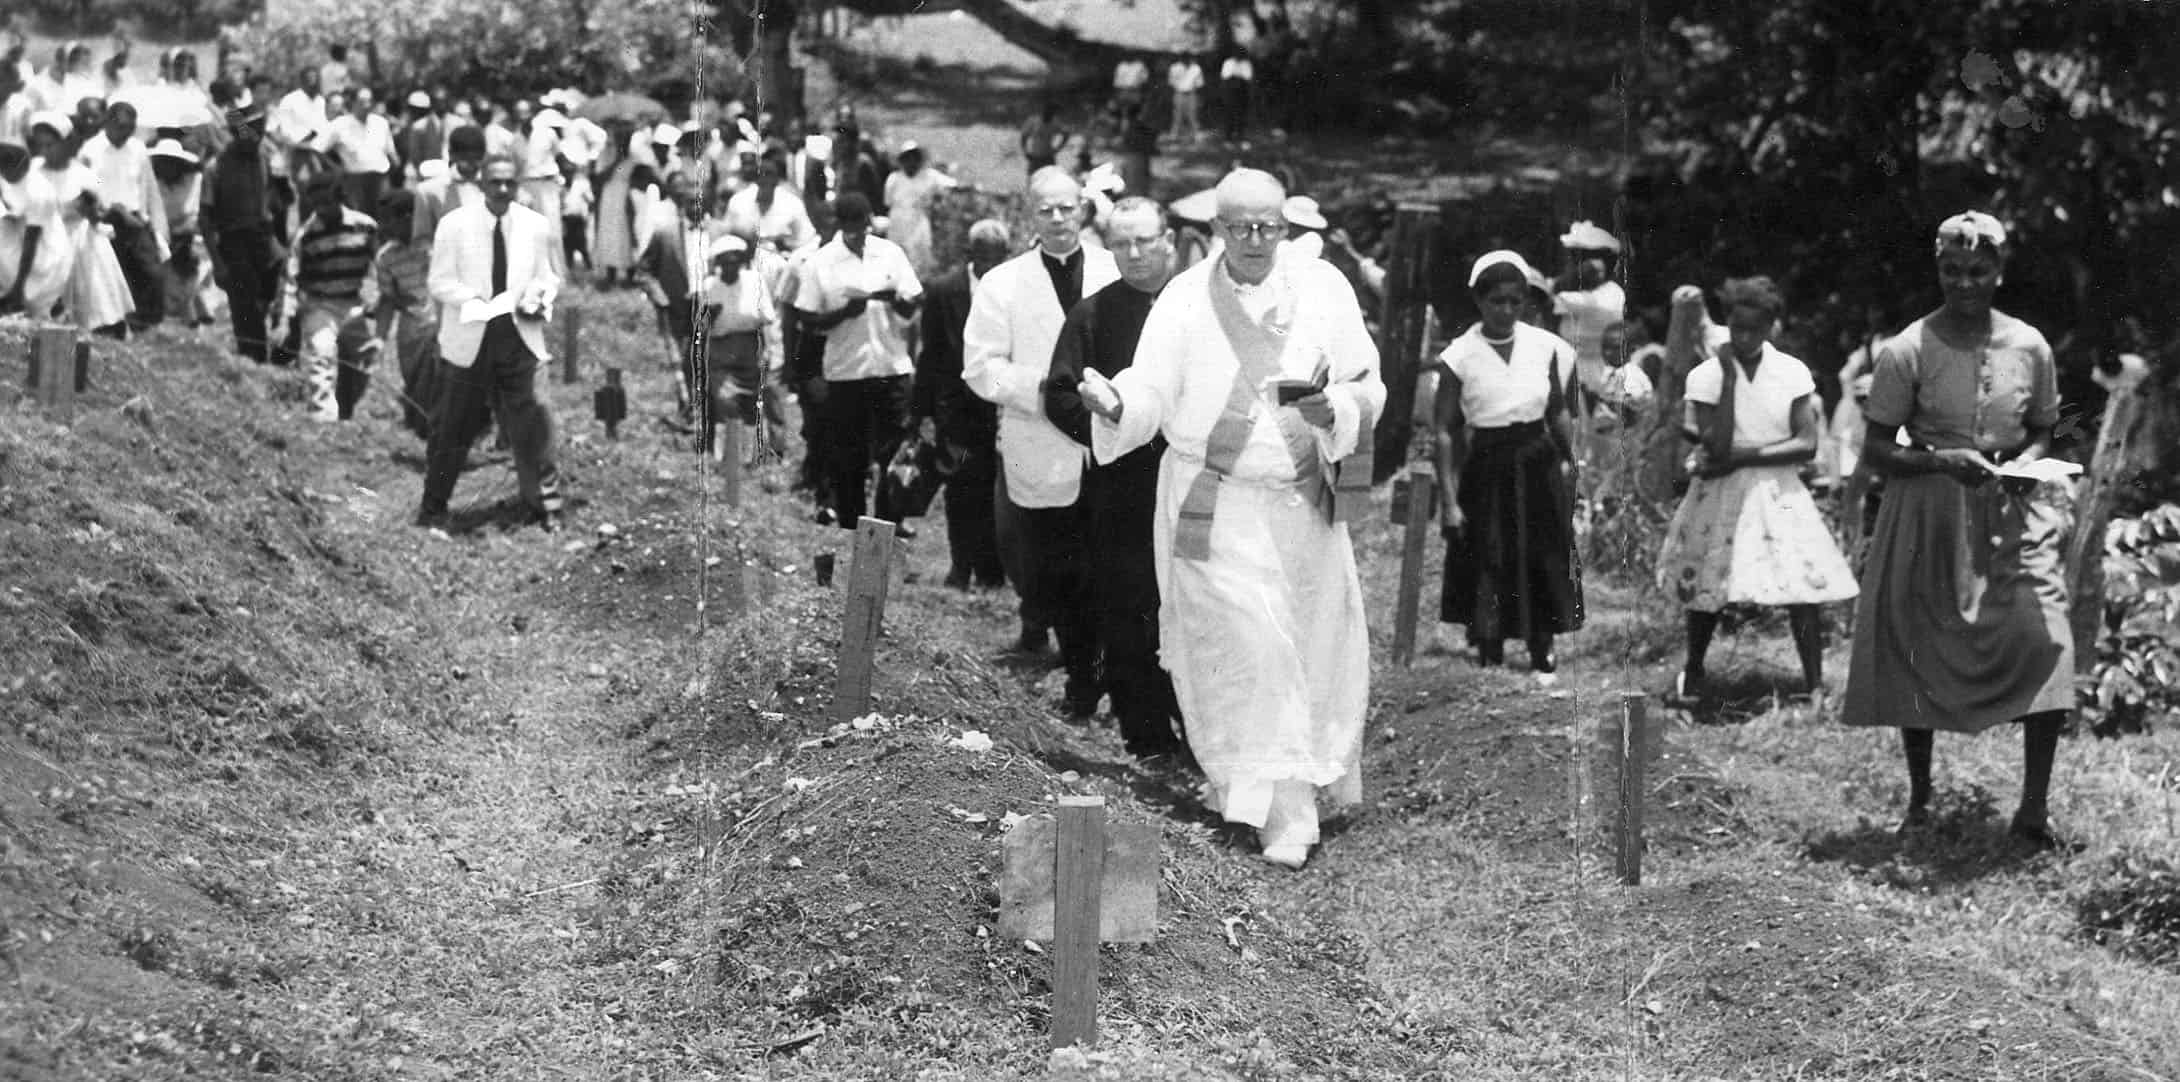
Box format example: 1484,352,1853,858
2085,503,2180,736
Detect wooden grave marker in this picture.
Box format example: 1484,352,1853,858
24,327,79,422
711,422,742,507
830,517,896,722
1389,463,1437,667
561,308,582,384
594,367,627,439
998,796,1158,1049
1613,693,1648,886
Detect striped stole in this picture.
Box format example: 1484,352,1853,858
1173,266,1330,562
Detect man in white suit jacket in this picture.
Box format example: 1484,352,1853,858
416,154,566,532
963,166,1120,715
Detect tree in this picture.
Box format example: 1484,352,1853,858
1628,0,2180,493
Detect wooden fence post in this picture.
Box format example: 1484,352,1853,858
1391,463,1437,667
1049,796,1107,1050
561,309,581,384
2068,363,2151,674
1615,693,1648,887
831,517,896,722
26,327,78,422
1373,203,1442,484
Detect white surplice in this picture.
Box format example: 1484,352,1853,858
1091,254,1385,837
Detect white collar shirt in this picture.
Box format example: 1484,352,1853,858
793,233,923,381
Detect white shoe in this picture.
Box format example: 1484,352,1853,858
1260,844,1310,870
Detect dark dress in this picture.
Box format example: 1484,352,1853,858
1437,323,1586,645
1842,313,2073,732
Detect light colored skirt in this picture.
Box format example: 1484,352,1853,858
1656,463,1858,611
65,221,134,331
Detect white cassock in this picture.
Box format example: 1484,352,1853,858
1091,254,1385,846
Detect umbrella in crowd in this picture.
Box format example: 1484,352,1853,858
575,91,669,125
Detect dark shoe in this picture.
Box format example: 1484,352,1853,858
814,507,839,527
535,509,564,534
943,570,971,590
1062,693,1100,721
413,508,451,531
1673,668,1707,706
895,521,918,540
2008,812,2082,853
1016,623,1051,654
1896,803,1932,838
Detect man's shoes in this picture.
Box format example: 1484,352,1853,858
814,507,839,527
413,508,451,531
534,508,564,534
1016,623,1051,654
1062,692,1100,722
895,521,918,540
943,569,971,590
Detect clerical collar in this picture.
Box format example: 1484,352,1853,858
1041,246,1081,266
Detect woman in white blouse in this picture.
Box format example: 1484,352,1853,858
1654,277,1857,703
1431,250,1585,679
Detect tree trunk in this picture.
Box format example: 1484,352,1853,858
1638,291,1710,503
750,0,804,126
950,0,1135,80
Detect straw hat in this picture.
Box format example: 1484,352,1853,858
1558,219,1620,253
149,138,201,166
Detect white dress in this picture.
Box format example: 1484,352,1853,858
0,169,77,317
42,162,134,331
1655,344,1857,612
880,167,954,278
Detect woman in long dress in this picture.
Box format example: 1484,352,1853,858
1433,250,1585,679
1655,276,1858,701
590,125,641,287
1842,211,2075,849
879,143,953,279
0,136,76,318
28,113,132,333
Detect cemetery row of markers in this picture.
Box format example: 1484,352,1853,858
16,305,1655,1053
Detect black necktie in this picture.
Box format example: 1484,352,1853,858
491,212,507,296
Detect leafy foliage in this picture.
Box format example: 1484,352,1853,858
2086,504,2180,736
16,0,259,40
1628,0,2180,404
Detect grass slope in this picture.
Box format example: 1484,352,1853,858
2,284,2177,1081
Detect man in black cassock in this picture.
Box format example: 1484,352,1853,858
1042,196,1187,762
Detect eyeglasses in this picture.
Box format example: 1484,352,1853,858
1034,202,1082,218
1219,219,1282,242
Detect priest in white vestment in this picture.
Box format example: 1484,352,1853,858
1078,169,1384,869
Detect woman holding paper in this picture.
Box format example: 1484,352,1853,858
1842,211,2078,850
1655,277,1857,703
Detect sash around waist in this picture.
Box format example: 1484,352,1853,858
1166,444,1317,493
1469,419,1550,451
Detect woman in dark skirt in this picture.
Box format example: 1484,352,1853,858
1842,211,2076,849
1433,250,1585,679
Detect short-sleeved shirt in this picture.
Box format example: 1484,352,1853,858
702,273,776,335
793,233,922,381
1438,322,1577,429
1684,344,1815,451
1864,312,2058,455
1555,280,1625,393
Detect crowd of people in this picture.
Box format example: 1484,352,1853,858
0,37,2088,866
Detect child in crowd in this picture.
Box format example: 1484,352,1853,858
1593,319,1654,429
696,235,782,464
